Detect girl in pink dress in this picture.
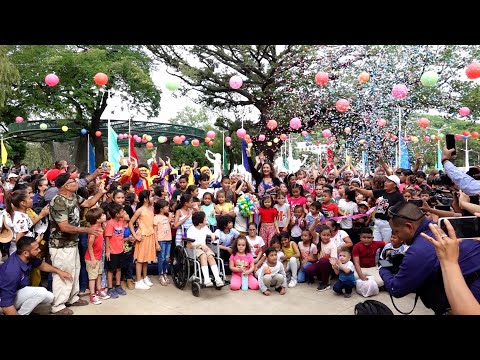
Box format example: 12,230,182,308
229,236,259,290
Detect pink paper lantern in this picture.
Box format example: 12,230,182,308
191,139,200,147
322,129,332,138
459,107,471,117
15,116,23,123
417,117,430,128
376,118,387,127
225,136,232,143
226,142,231,147
267,119,278,130
236,128,246,138
94,72,108,86
258,134,266,142
290,117,302,130
280,134,288,141
466,62,480,79
335,99,350,112
314,72,329,86
229,76,243,89
424,136,430,142
206,130,216,139
392,84,408,99
45,73,59,87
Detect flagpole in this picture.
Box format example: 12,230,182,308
87,133,90,171
398,107,402,168
107,90,111,163
128,117,131,159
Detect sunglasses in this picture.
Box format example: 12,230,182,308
388,207,425,221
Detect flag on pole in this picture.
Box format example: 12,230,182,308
88,141,96,174
108,127,121,172
399,136,411,169
129,137,138,163
1,139,7,165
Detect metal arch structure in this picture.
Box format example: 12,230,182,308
6,119,206,143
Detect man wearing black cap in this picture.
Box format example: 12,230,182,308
48,173,106,315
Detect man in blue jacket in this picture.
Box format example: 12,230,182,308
381,201,480,314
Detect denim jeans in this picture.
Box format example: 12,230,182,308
333,279,356,294
157,241,172,275
78,233,88,292
297,262,313,283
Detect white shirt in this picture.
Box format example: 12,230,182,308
338,199,358,229
186,225,213,246
246,235,265,258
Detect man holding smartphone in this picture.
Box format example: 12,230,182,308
442,146,480,196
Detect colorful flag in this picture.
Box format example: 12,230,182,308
129,137,138,163
399,137,411,169
108,127,120,172
1,139,7,165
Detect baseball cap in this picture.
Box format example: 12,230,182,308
385,175,400,187
46,169,61,183
7,173,18,179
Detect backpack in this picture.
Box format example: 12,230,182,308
354,300,394,315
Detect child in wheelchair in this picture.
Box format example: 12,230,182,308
186,211,225,288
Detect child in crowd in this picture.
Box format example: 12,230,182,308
258,247,287,296
246,222,265,270
330,249,356,298
287,184,306,214
289,205,306,244
338,189,358,237
174,194,194,246
274,191,291,233
351,201,369,244
84,208,110,305
105,204,128,298
280,231,300,288
305,200,325,234
215,176,234,203
379,234,409,262
215,190,235,218
305,194,315,214
297,229,318,283
154,199,173,286
313,185,323,202
352,227,385,287
214,215,239,275
172,175,189,202
201,192,217,232
120,209,135,290
321,188,339,219
229,236,259,290
198,173,214,201
258,195,279,247
305,225,337,291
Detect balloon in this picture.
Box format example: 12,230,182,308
344,127,351,134
123,133,128,138
205,137,211,143
40,123,47,130
173,136,182,144
192,139,200,147
463,130,471,136
206,130,216,139
165,80,180,91
385,133,391,139
359,139,366,145
95,130,102,137
420,71,439,87
146,142,154,149
208,141,214,147
144,135,151,142
158,136,167,143
127,134,132,139
183,140,189,145
94,72,108,86
229,76,243,89
376,118,386,127
463,136,470,140
15,116,23,123
118,134,124,140
45,73,59,86
424,136,430,142
322,129,332,138
391,84,408,99
417,117,430,128
135,137,141,143
466,62,480,79
455,134,462,140
225,136,232,143
358,71,370,83
472,132,479,138
244,134,251,142
280,133,288,141
411,136,419,143
301,131,308,137
459,107,471,117
290,117,302,130
438,133,445,139
335,99,350,112
62,126,68,132
267,141,272,147
314,71,329,86
180,135,186,141
267,119,277,130
258,134,265,141
236,128,246,138
80,128,87,135
273,138,279,143
304,136,311,141
226,142,231,147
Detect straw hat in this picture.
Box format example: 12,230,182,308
0,213,13,244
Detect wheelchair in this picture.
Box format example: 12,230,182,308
171,235,228,297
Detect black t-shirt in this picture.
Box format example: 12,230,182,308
372,189,405,220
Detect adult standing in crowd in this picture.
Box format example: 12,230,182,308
48,173,106,315
246,147,281,198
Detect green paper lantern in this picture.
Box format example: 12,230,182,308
420,71,439,87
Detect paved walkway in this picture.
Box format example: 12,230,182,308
34,276,432,315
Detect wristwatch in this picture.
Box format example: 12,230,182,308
441,158,449,165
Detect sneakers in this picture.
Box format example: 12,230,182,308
288,279,297,288
135,279,150,290
107,288,119,299
316,283,331,292
120,280,127,290
127,279,135,290
115,286,127,296
96,289,110,300
143,276,153,287
215,279,225,287
204,280,214,287
344,292,352,298
90,294,102,305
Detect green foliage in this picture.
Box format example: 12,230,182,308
6,138,26,165
22,142,52,169
0,45,20,109
169,106,212,128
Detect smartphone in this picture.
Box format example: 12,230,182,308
438,216,480,240
445,134,456,156
408,199,423,207
378,259,394,268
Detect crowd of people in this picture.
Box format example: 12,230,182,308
1,145,480,315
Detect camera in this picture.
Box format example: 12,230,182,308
429,189,453,207
380,250,405,274
431,173,453,187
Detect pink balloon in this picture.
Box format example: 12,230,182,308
206,130,216,139
225,136,232,143
226,142,231,147
118,134,124,140
290,117,302,130
392,84,408,99
417,117,430,128
455,134,462,140
459,107,471,117
180,135,186,141
229,76,243,89
258,134,266,142
236,128,246,138
45,73,59,87
135,138,141,143
280,134,288,141
466,62,480,79
385,133,391,139
335,99,350,112
322,129,332,138
424,136,430,142
301,131,309,137
314,72,329,86
127,134,132,139
267,119,277,130
15,116,23,123
173,136,182,144
376,118,387,127
94,72,108,86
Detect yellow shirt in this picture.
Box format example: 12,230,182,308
216,202,233,215
282,241,296,258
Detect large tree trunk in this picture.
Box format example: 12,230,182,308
156,142,172,160
90,90,109,166
75,135,88,171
